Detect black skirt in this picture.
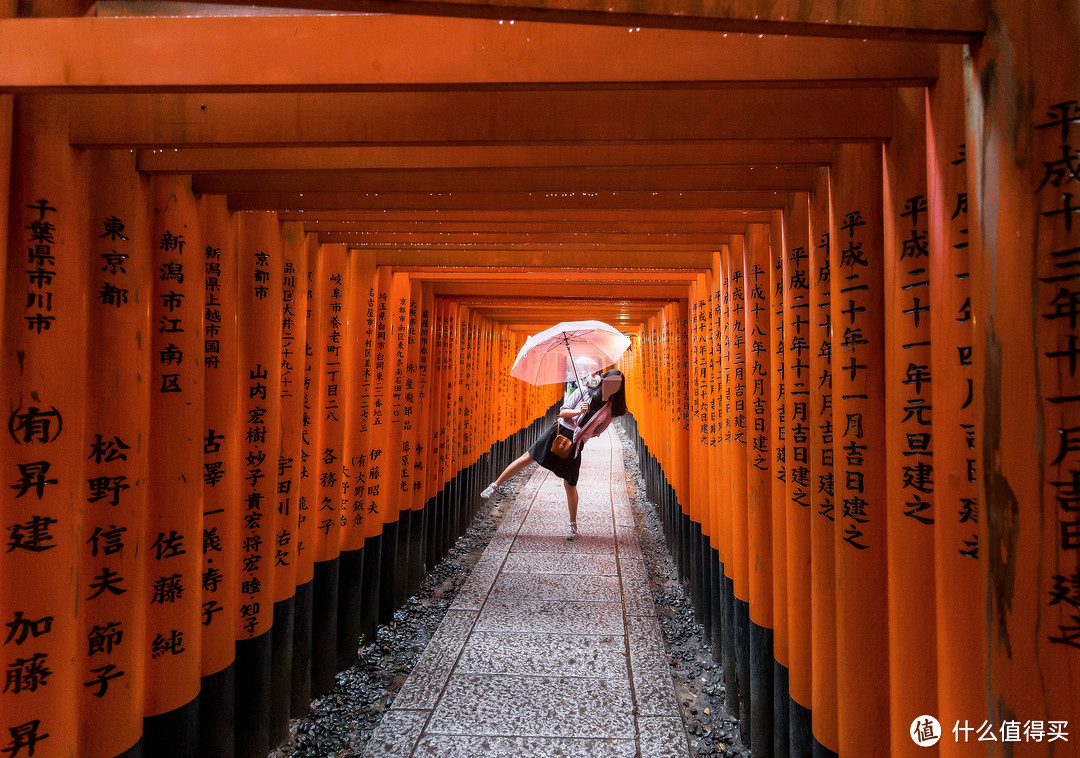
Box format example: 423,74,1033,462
529,423,582,486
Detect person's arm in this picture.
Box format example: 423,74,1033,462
559,387,589,419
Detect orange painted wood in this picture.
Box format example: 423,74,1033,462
782,192,813,711
727,236,749,603
968,0,1080,745
807,166,839,752
236,211,283,639
0,15,941,90
296,233,321,587
927,46,985,758
228,190,787,213
745,222,774,630
197,166,815,196
146,173,204,716
341,249,371,550
717,245,734,583
0,94,9,327
198,193,241,678
311,244,348,562
768,210,790,670
829,142,889,756
141,144,836,175
80,149,150,757
275,220,307,600
68,89,893,147
882,86,938,756
1,95,88,758
269,0,983,41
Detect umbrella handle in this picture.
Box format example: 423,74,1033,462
563,337,588,396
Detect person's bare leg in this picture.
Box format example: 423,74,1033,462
494,451,534,487
563,480,578,539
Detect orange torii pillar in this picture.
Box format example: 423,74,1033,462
744,222,776,758
716,246,738,720
381,272,413,615
292,232,321,714
417,286,438,575
729,237,752,739
403,279,426,597
374,268,401,623
81,149,150,758
927,46,985,758
431,301,452,560
234,211,283,758
783,192,815,756
830,142,890,756
341,249,375,669
1,94,88,758
768,211,791,757
338,248,376,670
690,274,718,651
882,87,938,757
808,167,840,758
705,264,724,660
968,0,1080,746
310,243,348,693
145,174,204,756
708,256,726,659
355,252,385,646
198,194,240,758
271,220,308,744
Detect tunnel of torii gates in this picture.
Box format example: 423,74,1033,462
0,0,1079,757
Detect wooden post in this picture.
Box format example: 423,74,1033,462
310,243,347,693
198,193,240,758
808,166,840,757
745,222,775,758
2,93,88,758
928,46,985,758
768,210,791,756
79,149,150,758
883,86,938,756
145,173,204,755
829,142,889,757
234,211,282,758
783,192,814,753
968,0,1080,748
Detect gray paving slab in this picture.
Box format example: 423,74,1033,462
369,428,689,756
455,631,629,678
425,674,636,739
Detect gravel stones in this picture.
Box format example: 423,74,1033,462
270,433,749,758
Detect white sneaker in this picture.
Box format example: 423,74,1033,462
481,482,499,500
565,522,577,540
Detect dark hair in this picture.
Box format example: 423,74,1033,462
603,369,627,417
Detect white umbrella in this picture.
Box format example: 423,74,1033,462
510,320,631,387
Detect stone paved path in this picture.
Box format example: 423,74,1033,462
363,427,690,757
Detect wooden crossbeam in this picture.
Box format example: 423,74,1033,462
0,14,941,91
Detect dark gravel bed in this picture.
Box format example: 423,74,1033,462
270,433,748,757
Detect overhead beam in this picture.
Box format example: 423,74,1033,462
200,0,983,42
69,88,892,146
318,231,737,245
430,281,689,298
278,209,774,223
302,220,753,234
192,165,816,194
0,14,942,91
228,191,789,211
137,142,836,172
371,248,717,267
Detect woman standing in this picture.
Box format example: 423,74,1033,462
481,369,627,539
